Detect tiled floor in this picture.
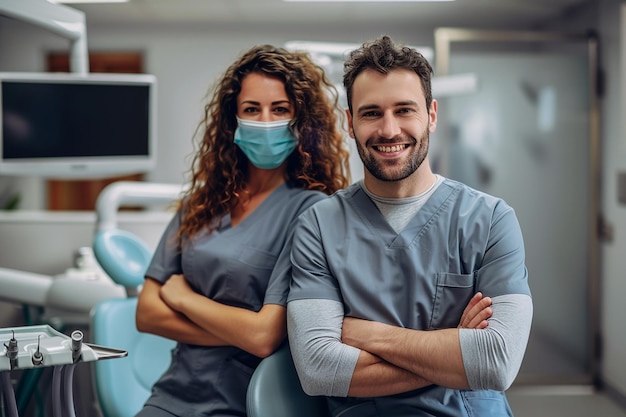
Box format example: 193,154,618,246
507,386,626,417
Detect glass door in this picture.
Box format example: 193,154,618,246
433,29,601,385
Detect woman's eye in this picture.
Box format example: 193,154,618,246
242,107,259,113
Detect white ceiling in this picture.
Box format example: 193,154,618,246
65,0,591,32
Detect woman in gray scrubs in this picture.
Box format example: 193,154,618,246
133,45,350,417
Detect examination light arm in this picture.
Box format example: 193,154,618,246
0,0,88,74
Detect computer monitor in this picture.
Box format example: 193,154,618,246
0,72,157,179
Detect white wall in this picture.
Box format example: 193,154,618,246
0,210,172,275
0,17,431,209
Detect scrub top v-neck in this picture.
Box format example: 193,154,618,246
144,183,326,417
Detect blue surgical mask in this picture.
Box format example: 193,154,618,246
234,118,298,169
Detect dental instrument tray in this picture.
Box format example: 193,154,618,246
1,324,126,371
1,324,127,417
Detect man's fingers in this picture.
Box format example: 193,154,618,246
459,295,493,328
465,306,492,328
460,293,483,320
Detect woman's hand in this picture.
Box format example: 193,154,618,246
160,274,194,311
136,277,227,346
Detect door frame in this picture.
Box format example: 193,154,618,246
434,28,602,386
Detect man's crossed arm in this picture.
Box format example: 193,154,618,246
287,293,532,397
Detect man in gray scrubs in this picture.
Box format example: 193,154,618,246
287,35,533,417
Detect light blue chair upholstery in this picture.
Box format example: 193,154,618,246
93,229,154,289
91,297,175,417
246,343,331,417
91,228,176,417
89,181,183,417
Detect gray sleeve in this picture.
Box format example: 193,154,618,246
287,298,360,397
144,210,181,283
459,293,533,391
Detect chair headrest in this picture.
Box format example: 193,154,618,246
93,229,152,288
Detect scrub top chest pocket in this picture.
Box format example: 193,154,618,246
429,271,475,330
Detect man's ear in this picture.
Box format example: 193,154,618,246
346,108,355,138
429,99,438,133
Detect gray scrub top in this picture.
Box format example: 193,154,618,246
288,179,531,417
143,183,326,417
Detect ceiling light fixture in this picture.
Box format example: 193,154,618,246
284,0,454,2
50,0,130,4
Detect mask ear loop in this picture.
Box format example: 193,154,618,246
288,121,299,143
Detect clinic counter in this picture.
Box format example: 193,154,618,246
0,210,173,275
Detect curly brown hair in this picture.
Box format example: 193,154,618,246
178,44,350,240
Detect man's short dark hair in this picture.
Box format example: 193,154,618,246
343,35,434,114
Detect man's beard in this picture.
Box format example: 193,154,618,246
355,128,429,182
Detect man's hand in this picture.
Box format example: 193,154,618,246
458,292,492,329
342,292,492,348
340,292,494,393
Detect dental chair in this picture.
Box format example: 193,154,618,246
246,342,330,417
90,182,182,417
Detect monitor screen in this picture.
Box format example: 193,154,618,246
0,72,157,179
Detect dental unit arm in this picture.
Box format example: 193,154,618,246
0,0,101,313
0,182,183,311
0,181,184,417
92,181,185,294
